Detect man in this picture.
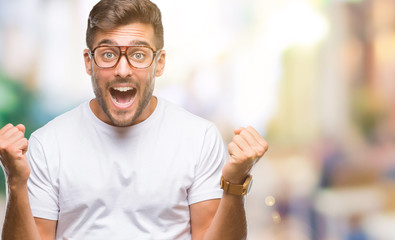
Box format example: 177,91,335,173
0,0,268,239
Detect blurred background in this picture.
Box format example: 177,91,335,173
1,0,395,239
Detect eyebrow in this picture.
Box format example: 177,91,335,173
97,39,115,46
132,40,151,46
96,39,152,47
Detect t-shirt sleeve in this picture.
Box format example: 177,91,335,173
187,124,227,205
27,135,59,220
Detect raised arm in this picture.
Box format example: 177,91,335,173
0,124,57,240
191,126,268,240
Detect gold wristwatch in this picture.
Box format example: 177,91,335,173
220,175,253,196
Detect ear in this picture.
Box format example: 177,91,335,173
83,49,92,76
154,50,166,77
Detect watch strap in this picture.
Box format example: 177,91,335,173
220,175,252,196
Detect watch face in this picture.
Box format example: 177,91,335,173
242,175,253,195
247,178,253,194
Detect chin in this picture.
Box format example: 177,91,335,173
107,110,138,127
111,121,134,127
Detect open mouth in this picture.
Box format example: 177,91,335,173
110,86,137,109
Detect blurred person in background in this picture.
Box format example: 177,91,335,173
0,0,268,239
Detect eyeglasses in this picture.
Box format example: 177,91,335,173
89,45,160,69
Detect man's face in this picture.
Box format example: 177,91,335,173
83,23,165,127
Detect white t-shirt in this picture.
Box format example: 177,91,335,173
27,97,227,240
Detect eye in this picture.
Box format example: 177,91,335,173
133,52,145,60
103,52,116,59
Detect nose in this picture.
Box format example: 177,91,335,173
114,54,132,78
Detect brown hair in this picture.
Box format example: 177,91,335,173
86,0,164,50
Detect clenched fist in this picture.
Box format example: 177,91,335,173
0,124,30,189
222,126,268,184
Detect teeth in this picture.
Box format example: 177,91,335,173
113,87,133,92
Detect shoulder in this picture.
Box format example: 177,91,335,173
159,98,214,130
31,101,87,141
156,98,224,150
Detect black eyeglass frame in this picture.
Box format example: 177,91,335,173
89,45,161,69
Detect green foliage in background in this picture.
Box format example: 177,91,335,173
0,71,42,195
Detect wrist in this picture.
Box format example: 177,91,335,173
220,174,253,196
221,171,250,185
222,161,253,184
7,177,29,192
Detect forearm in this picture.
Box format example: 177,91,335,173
202,193,247,240
2,184,41,240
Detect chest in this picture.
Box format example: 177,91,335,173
56,137,195,219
